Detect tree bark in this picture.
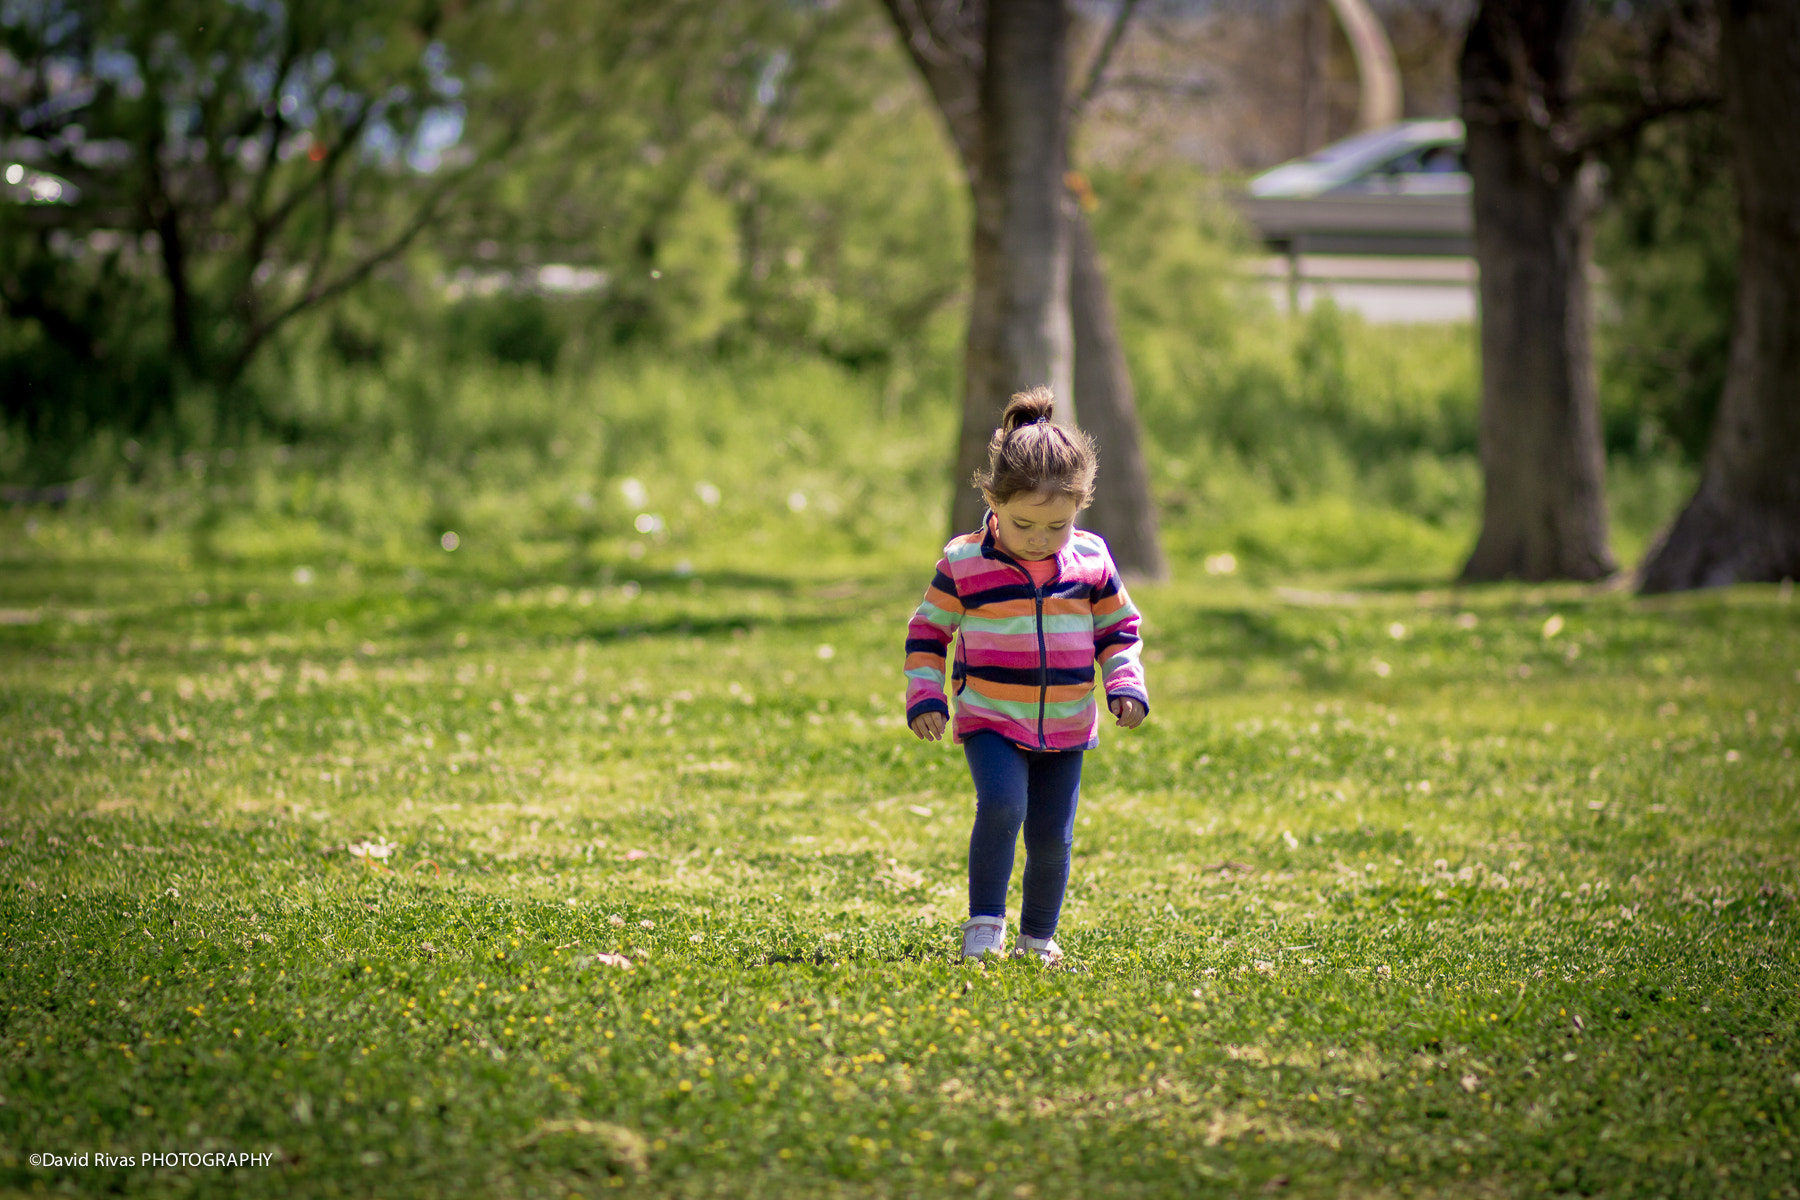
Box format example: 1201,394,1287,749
1638,0,1800,591
881,0,1166,570
1069,211,1166,578
950,0,1072,535
1458,0,1617,582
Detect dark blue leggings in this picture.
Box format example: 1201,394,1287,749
964,731,1083,939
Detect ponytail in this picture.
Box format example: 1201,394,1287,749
972,387,1098,507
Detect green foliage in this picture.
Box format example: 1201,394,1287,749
1084,168,1486,574
92,348,957,578
441,295,567,373
1,515,1796,1198
0,0,516,444
450,0,969,371
0,223,173,457
1594,111,1738,463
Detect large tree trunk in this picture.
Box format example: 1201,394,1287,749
952,0,1072,535
1458,0,1617,582
880,0,1165,572
1069,211,1166,578
1638,0,1800,592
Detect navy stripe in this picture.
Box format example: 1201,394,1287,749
905,637,949,655
927,569,960,596
959,581,1093,608
1095,628,1140,654
907,698,949,723
964,664,1095,689
958,582,1038,607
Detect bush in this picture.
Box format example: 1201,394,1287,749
1594,111,1737,462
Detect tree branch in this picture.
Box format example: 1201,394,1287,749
878,0,983,169
254,101,377,256
227,121,519,382
1070,0,1142,122
881,0,983,71
243,30,306,227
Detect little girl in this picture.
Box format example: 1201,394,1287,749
904,388,1148,964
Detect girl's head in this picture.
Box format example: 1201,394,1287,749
973,388,1098,509
973,388,1098,561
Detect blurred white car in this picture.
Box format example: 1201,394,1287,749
1238,120,1470,257
1249,119,1468,198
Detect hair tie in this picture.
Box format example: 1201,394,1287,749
1035,415,1051,425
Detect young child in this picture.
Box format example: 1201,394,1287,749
904,387,1148,964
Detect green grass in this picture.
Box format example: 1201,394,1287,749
2,507,1796,1200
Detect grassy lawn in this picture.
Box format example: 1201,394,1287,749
1,524,1796,1198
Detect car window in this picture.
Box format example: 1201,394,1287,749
1375,144,1465,177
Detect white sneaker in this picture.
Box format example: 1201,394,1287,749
959,916,1007,960
1013,933,1063,964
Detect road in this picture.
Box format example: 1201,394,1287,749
1255,254,1476,324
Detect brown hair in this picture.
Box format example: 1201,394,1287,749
971,387,1098,508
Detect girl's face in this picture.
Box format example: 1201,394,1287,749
987,491,1080,561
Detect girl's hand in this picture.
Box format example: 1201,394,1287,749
1109,697,1146,729
909,712,948,741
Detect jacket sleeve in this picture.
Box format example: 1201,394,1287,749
1092,554,1149,712
904,555,962,724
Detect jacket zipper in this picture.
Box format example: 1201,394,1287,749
988,518,1053,749
1033,583,1048,749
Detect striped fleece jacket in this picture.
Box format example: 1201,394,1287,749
904,516,1148,752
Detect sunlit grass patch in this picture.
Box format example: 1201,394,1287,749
1,536,1796,1198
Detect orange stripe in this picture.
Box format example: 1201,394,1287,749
1044,685,1093,703
962,680,1042,704
1092,592,1128,617
923,586,964,614
963,598,1038,619
963,681,1095,705
904,651,946,672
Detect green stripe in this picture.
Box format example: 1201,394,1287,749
959,613,1038,635
1099,653,1139,681
962,612,1093,636
905,666,945,683
1041,695,1098,719
958,688,1096,721
1093,602,1139,631
955,690,1042,720
912,600,961,628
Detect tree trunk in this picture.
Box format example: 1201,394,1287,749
950,0,1073,535
880,0,1165,567
1457,0,1617,582
1638,0,1800,592
1069,211,1166,578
